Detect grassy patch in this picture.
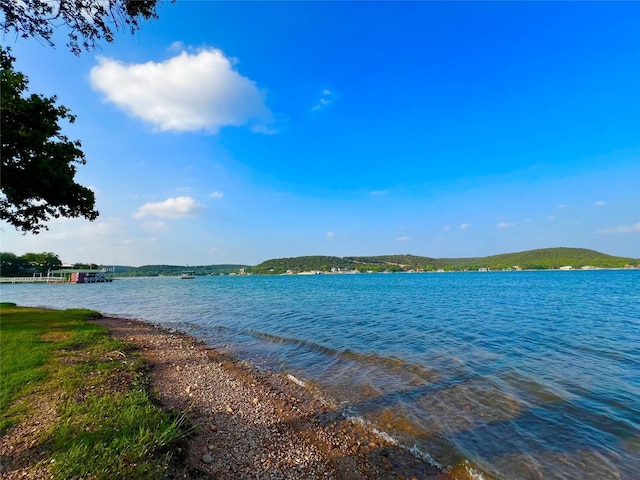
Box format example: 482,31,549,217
0,305,187,479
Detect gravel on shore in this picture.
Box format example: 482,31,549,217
94,316,451,480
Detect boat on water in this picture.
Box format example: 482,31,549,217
180,271,195,279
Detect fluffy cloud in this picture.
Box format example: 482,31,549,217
209,191,224,199
598,223,640,234
459,223,471,230
311,89,334,111
326,231,335,239
141,220,167,231
397,236,409,241
133,196,205,219
90,49,271,133
42,217,125,241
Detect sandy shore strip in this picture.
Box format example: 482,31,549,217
94,316,451,479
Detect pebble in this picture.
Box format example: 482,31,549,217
96,317,446,480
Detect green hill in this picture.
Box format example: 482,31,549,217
451,247,634,270
108,248,637,276
115,264,249,277
250,248,636,273
251,256,354,275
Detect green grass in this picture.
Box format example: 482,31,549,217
0,305,187,479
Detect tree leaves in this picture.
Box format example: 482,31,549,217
0,47,98,234
0,0,159,55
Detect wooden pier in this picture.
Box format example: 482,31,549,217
1,268,113,284
0,276,66,284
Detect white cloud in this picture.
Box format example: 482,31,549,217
168,41,184,52
44,217,125,241
497,222,515,228
90,48,271,133
460,223,471,230
133,196,205,219
251,124,278,135
209,191,224,199
311,88,334,111
598,223,640,234
141,220,167,231
397,236,409,241
593,200,607,206
326,231,335,239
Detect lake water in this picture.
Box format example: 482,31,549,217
2,270,639,479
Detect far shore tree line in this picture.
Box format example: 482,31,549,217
248,249,638,274
2,248,636,278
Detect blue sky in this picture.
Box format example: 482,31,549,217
1,1,639,266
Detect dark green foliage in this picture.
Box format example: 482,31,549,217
0,252,23,275
0,47,98,233
436,247,636,270
251,256,355,274
20,251,62,273
0,0,159,55
251,248,636,274
345,254,436,272
116,264,250,277
2,249,636,278
72,262,99,269
1,251,61,275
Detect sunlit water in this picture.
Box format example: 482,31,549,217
3,270,639,479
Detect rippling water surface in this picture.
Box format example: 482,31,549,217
4,270,639,479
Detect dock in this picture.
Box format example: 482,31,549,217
1,268,113,284
0,276,67,284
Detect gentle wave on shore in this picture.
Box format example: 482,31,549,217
4,270,639,479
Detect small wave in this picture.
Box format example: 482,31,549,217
344,411,453,473
446,459,493,480
244,328,339,357
407,444,445,471
243,328,436,383
286,373,307,388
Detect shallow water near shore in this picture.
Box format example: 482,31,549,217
4,270,639,479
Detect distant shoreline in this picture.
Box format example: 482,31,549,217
110,248,639,277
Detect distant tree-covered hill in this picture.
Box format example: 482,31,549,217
438,247,634,271
249,248,636,274
115,264,249,277
108,248,636,277
250,256,355,275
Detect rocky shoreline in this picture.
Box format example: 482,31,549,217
95,316,450,479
